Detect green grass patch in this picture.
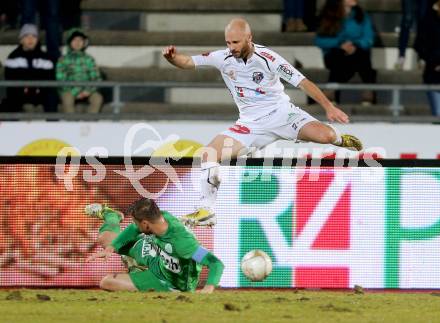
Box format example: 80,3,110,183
1,289,440,323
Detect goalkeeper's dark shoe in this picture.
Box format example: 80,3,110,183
181,208,216,228
335,134,363,151
84,203,124,221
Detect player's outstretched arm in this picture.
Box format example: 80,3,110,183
192,248,224,294
298,78,349,124
86,245,115,262
162,45,195,70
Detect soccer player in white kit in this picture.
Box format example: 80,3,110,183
163,18,362,227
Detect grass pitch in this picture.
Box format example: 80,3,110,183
1,289,440,323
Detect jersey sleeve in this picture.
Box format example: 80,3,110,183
197,250,224,286
267,49,305,87
191,50,225,70
111,223,141,253
172,228,200,259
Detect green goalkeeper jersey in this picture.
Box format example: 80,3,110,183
111,212,202,292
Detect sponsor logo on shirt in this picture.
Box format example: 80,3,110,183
277,64,293,80
141,237,181,273
234,86,266,97
224,69,237,80
255,87,265,95
260,51,276,62
235,86,245,97
252,72,264,84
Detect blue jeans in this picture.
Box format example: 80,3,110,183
21,0,61,61
428,91,440,116
283,0,305,20
398,0,429,58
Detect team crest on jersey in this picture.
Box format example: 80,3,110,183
277,64,293,80
165,243,173,254
252,72,264,84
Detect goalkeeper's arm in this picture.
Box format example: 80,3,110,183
192,246,224,293
110,223,141,253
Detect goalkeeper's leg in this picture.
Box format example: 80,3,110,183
100,270,174,292
85,203,142,272
84,203,123,248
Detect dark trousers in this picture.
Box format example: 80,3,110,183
21,0,61,61
0,1,20,27
324,48,377,102
398,0,429,58
324,48,376,83
283,0,305,19
424,63,440,116
60,0,82,30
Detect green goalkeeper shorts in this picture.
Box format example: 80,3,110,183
129,269,175,292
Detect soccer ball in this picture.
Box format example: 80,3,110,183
241,250,272,282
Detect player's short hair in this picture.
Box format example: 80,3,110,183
127,198,161,223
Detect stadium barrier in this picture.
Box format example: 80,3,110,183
1,156,440,289
2,81,440,118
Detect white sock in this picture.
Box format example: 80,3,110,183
328,123,342,145
198,162,221,211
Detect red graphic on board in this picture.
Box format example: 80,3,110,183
294,169,351,288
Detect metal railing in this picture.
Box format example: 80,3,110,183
1,80,440,121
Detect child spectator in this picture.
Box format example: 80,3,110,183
3,24,56,113
56,28,103,114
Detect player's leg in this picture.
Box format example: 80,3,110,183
85,203,142,272
99,273,138,291
297,121,363,151
100,269,174,292
278,105,362,151
182,133,248,227
84,203,123,248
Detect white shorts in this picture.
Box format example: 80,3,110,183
221,104,317,150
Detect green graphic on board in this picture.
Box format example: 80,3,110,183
239,168,293,287
385,168,440,288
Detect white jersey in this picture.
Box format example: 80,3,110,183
191,44,305,123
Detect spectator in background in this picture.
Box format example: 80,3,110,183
395,0,429,70
283,0,308,32
60,0,82,30
304,0,318,31
2,24,56,113
414,0,440,116
56,28,103,114
0,1,20,30
21,0,61,61
315,0,376,105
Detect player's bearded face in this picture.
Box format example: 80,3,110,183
238,41,252,58
225,32,252,59
133,218,152,234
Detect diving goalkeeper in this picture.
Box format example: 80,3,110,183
85,198,224,293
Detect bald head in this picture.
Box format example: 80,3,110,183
225,18,253,59
225,18,252,36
